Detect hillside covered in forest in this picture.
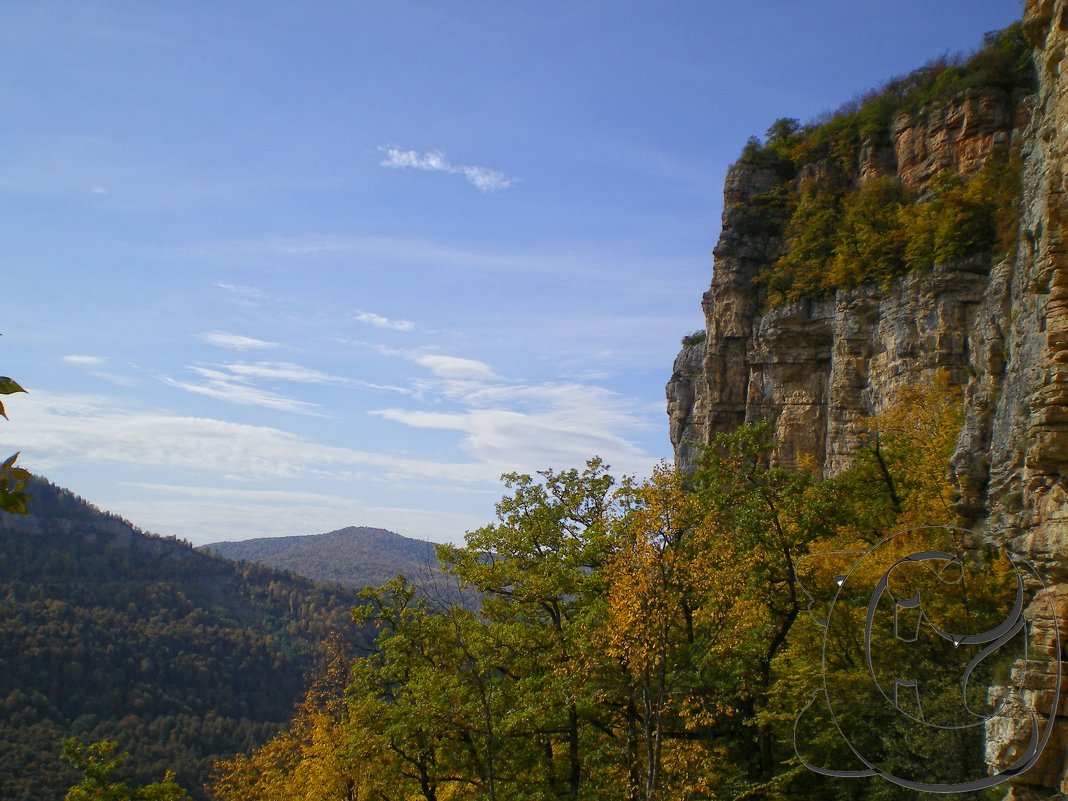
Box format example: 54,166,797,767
203,526,441,592
0,478,369,801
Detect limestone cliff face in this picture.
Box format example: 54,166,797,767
668,85,1028,475
667,5,1068,796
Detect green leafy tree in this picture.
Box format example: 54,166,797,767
689,422,851,792
61,739,189,801
766,179,844,303
438,458,619,801
828,176,908,289
347,576,512,801
206,376,970,801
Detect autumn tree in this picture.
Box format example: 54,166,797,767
206,376,968,801
686,424,830,781
843,369,965,532
209,641,375,801
602,464,752,801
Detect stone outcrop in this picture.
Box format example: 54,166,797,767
668,81,1027,474
667,3,1068,795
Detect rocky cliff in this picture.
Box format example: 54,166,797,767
667,5,1068,797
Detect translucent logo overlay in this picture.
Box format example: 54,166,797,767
793,527,1062,793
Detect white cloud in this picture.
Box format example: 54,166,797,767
363,348,658,476
414,354,498,380
356,380,415,396
380,147,513,193
191,234,550,275
373,393,654,479
61,354,139,387
355,310,415,331
165,360,347,414
216,283,265,303
372,409,469,430
222,361,346,384
165,374,323,415
198,330,278,350
63,355,105,366
3,390,499,485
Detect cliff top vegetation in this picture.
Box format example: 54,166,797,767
740,22,1033,175
733,23,1032,306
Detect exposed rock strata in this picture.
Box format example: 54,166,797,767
667,3,1068,795
668,81,1027,474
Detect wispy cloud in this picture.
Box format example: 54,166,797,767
380,147,513,193
198,330,279,350
216,283,265,304
414,354,498,381
165,360,347,414
372,395,653,478
4,391,498,485
116,484,485,545
61,354,139,387
63,355,105,366
355,310,415,332
183,235,553,275
222,361,347,384
165,371,323,415
366,351,659,478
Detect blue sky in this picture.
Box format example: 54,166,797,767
0,1,1024,545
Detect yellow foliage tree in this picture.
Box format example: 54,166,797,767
860,369,964,530
209,647,383,801
603,464,753,801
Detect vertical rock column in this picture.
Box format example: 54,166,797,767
984,2,1068,797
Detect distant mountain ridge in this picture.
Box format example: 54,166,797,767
0,477,368,801
203,526,444,592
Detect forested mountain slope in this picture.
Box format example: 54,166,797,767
203,525,442,592
0,477,368,801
